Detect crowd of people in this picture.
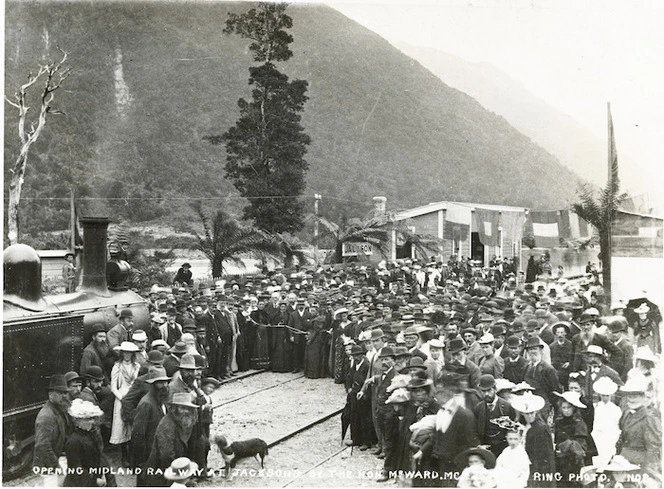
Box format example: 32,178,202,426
32,257,662,487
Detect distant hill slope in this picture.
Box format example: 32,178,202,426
4,1,584,237
395,43,611,187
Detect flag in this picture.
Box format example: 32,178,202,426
443,203,471,242
528,210,560,248
474,207,500,247
608,102,619,186
558,210,572,240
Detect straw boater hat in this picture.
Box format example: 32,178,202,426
593,377,618,396
511,393,545,413
495,378,516,393
132,330,148,342
164,457,199,481
634,346,658,364
554,391,586,409
113,341,139,353
68,398,104,419
478,333,495,345
619,376,648,394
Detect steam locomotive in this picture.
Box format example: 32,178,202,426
3,217,150,480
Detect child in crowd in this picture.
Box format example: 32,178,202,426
493,418,530,488
164,457,198,488
591,377,622,466
455,446,498,488
200,377,221,440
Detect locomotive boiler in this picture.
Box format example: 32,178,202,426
2,217,150,480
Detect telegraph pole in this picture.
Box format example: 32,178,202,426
314,194,321,266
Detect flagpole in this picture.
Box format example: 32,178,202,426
606,102,615,300
70,186,76,253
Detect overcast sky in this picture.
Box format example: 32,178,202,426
308,0,663,207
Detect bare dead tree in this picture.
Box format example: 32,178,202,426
5,47,71,245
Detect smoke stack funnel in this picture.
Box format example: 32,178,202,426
373,196,387,216
79,217,111,296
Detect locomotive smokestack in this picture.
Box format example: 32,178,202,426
79,217,111,296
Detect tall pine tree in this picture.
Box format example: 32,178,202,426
217,3,310,234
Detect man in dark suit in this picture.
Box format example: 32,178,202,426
403,326,428,360
584,345,624,397
106,309,134,357
473,374,517,457
440,337,481,389
570,313,620,372
288,298,312,373
80,323,112,382
414,387,479,487
213,296,234,379
346,345,373,450
371,347,397,482
605,316,633,381
503,335,528,384
523,336,561,415
131,366,170,469
549,322,573,388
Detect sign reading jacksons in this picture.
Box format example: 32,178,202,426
342,242,374,257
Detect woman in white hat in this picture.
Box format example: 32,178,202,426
591,377,621,466
631,302,660,354
511,394,555,488
63,399,105,487
109,341,140,465
629,346,660,406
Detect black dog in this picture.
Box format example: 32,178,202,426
213,435,269,470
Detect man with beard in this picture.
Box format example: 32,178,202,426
33,375,72,485
213,295,235,379
140,393,199,487
584,345,624,394
571,313,619,372
440,337,481,389
503,335,527,384
523,336,561,416
131,366,171,471
473,374,517,457
168,354,208,475
107,309,135,354
288,297,312,373
550,322,573,388
80,323,112,381
443,320,460,364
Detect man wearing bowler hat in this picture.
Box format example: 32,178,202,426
523,336,561,414
131,366,171,470
33,375,72,478
368,347,398,481
346,345,374,450
107,308,135,354
80,323,111,381
360,329,388,456
473,374,516,457
441,337,481,389
604,316,633,381
549,321,573,387
173,262,193,287
583,345,623,394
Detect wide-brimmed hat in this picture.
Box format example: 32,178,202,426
633,303,650,315
169,341,188,354
620,376,648,394
385,388,410,404
406,377,433,390
178,354,200,370
378,346,396,358
554,391,586,409
511,393,545,413
113,341,139,353
495,378,515,393
145,366,171,384
447,337,467,354
201,377,221,388
404,357,427,370
512,381,535,393
403,326,419,336
593,377,618,396
429,338,445,349
84,366,105,382
579,313,595,324
48,374,70,393
164,457,198,481
599,455,640,472
169,392,198,409
393,346,410,358
387,374,411,393
455,446,496,469
634,346,658,363
68,398,104,419
607,316,628,333
551,322,570,335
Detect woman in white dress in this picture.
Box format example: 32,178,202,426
494,420,530,488
591,377,622,466
109,341,140,466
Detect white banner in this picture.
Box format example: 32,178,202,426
533,222,559,237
